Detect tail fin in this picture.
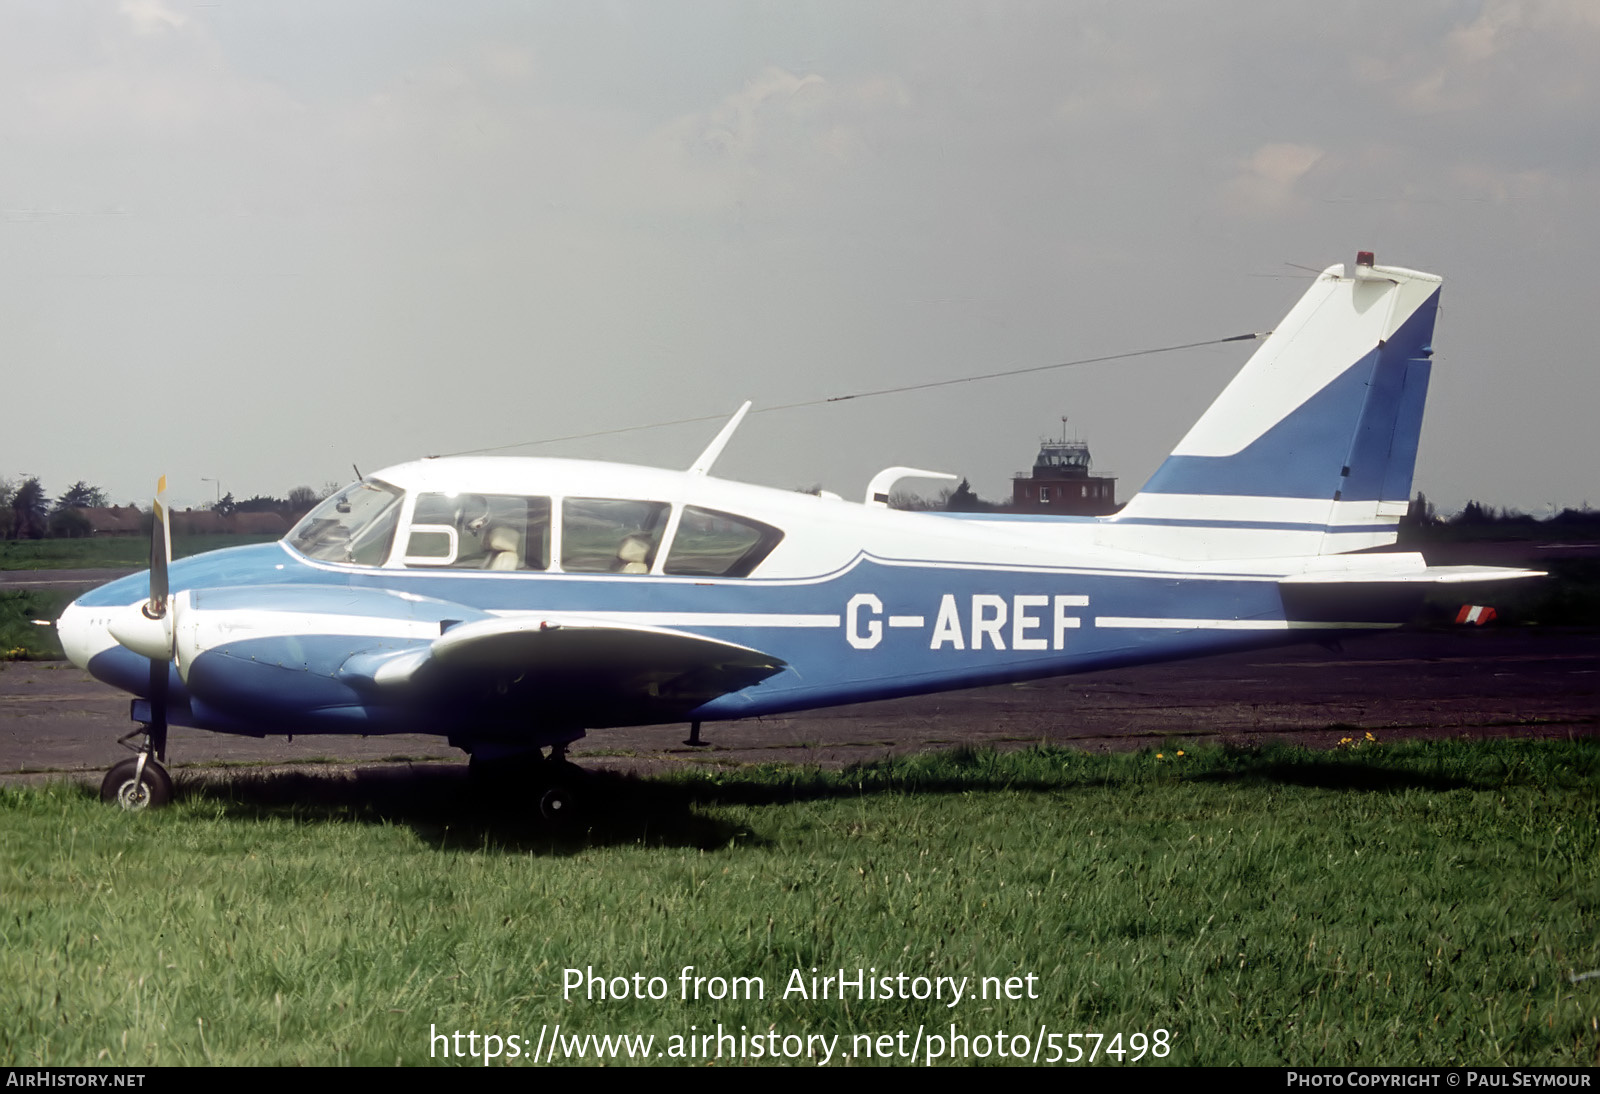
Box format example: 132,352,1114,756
1107,254,1441,560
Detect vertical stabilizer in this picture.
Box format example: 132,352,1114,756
1103,256,1440,560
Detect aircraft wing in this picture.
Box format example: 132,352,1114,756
339,614,786,730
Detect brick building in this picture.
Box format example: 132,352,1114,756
1010,424,1118,515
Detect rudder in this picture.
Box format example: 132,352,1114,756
1105,254,1441,560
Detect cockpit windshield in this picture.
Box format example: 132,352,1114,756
287,480,404,565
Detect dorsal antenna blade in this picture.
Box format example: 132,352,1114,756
687,401,752,476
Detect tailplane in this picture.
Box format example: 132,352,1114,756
1106,253,1440,560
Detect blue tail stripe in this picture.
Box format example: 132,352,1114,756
1139,352,1379,499
1139,286,1440,502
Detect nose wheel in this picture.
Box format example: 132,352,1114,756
101,753,172,811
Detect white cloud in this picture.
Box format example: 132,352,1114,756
119,0,186,35
1223,143,1325,215
625,66,912,214
1365,0,1600,114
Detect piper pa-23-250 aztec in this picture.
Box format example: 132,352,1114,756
58,252,1538,813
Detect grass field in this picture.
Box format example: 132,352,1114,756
0,591,70,660
0,534,278,571
1,740,1595,1067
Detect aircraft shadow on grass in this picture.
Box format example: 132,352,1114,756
141,748,1507,855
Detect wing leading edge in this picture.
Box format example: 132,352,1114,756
340,615,787,731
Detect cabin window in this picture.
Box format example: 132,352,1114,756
288,480,404,566
561,498,670,574
664,506,784,577
404,493,551,570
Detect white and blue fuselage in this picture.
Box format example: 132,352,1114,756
56,258,1534,756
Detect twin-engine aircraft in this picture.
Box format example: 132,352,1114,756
58,254,1537,812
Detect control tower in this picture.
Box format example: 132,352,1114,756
1011,418,1118,515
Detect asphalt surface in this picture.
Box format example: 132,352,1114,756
0,567,137,592
3,628,1596,791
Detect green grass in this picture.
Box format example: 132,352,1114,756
1,740,1596,1066
0,591,71,660
0,534,278,571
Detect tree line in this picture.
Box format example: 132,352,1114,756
4,474,1595,540
0,477,329,539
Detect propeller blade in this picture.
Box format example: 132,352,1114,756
148,475,171,618
109,477,178,662
147,657,169,762
143,476,171,760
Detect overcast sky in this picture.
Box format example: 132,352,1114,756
3,0,1596,515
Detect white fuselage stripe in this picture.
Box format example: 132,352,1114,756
486,610,842,628
1094,617,1398,631
1114,494,1402,526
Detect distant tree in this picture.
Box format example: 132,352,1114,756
0,481,14,539
1455,500,1492,524
1403,491,1437,527
213,492,237,518
889,479,1001,512
11,478,49,539
286,485,319,512
888,489,942,511
944,479,990,513
54,481,108,510
49,507,91,538
234,494,285,514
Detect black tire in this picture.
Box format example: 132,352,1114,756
469,754,583,825
100,757,173,811
538,783,577,824
541,757,589,826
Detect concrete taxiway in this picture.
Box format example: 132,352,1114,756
2,628,1595,789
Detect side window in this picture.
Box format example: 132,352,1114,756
664,506,784,578
561,498,670,574
404,494,551,571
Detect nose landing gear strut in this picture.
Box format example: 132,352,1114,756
101,708,172,811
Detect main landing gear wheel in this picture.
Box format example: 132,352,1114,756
100,756,173,811
468,750,585,826
537,783,576,824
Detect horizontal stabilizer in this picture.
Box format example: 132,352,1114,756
1278,553,1542,626
1279,564,1546,586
